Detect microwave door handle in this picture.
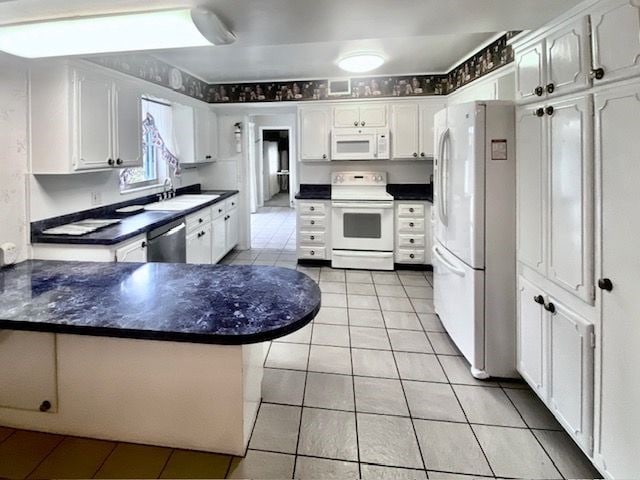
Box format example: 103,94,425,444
432,245,465,276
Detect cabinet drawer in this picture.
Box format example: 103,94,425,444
398,218,425,233
186,208,212,232
211,202,226,219
225,196,239,211
397,204,425,217
298,203,326,216
396,249,425,264
299,216,326,229
398,234,425,247
299,231,325,245
299,246,326,259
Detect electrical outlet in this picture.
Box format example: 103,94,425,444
0,242,18,267
91,192,102,206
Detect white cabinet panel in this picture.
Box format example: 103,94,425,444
333,105,360,127
194,107,213,162
300,107,330,161
419,102,442,158
187,223,212,265
226,209,239,252
75,70,113,170
545,16,592,97
548,299,594,455
547,95,594,303
211,215,227,263
591,0,640,84
517,277,547,398
390,103,420,159
115,236,147,263
359,104,387,127
113,80,142,168
515,41,546,102
0,331,57,412
516,106,546,274
595,82,640,479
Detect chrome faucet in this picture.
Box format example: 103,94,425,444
162,177,174,200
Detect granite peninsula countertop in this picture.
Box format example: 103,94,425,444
31,188,238,246
295,183,433,202
0,260,320,345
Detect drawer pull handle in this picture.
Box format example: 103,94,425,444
310,220,315,225
409,253,415,259
141,241,147,248
409,222,414,227
544,302,556,314
591,67,605,80
534,86,544,96
310,235,315,240
310,250,315,256
545,106,554,116
107,158,115,166
409,208,414,213
218,208,223,213
322,154,327,159
354,121,359,126
39,400,52,412
535,108,544,117
199,218,203,223
533,295,545,305
546,83,555,94
409,238,415,244
598,278,613,292
310,206,315,211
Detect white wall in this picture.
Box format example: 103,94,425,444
0,53,29,262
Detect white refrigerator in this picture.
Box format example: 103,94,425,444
432,101,517,379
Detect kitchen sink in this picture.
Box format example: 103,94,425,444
144,194,220,212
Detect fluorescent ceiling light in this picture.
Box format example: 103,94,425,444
338,53,385,73
0,8,236,58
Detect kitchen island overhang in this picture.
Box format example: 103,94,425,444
0,260,320,455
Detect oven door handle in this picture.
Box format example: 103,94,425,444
432,245,465,277
331,201,394,209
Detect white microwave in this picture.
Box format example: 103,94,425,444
331,128,389,160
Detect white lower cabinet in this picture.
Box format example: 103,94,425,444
297,200,331,260
0,331,57,412
517,275,594,455
115,236,148,263
186,221,212,265
394,201,432,265
225,206,239,252
211,215,227,263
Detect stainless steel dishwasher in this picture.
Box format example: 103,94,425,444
147,219,186,263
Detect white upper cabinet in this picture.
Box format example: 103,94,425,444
516,106,546,275
595,81,640,479
547,298,594,455
517,277,547,399
174,105,217,164
300,106,330,161
545,16,592,97
113,79,142,168
515,41,546,102
591,0,640,84
418,102,443,159
390,103,420,159
333,103,387,127
75,69,113,171
547,95,594,303
515,16,592,103
30,62,143,174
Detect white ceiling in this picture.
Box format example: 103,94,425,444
0,0,583,82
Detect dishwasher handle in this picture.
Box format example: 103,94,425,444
165,223,185,236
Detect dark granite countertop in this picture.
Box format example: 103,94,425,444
295,184,331,200
31,186,239,246
387,184,433,202
0,260,320,345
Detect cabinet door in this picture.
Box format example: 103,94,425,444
517,277,547,398
300,107,330,160
333,105,361,127
199,222,213,264
515,41,546,102
211,215,227,263
208,110,219,160
115,237,147,263
548,299,594,455
194,107,212,162
545,16,592,98
0,331,57,412
419,102,442,159
547,95,594,303
186,229,204,264
390,103,420,159
591,0,640,85
226,209,239,252
172,104,196,163
113,80,142,168
75,70,113,170
359,104,387,127
596,82,640,479
516,106,546,274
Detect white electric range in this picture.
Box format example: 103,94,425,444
331,171,395,270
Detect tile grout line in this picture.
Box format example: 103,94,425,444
24,433,66,479
346,304,362,479
156,448,176,479
92,441,121,478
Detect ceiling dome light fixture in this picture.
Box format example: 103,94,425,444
338,53,385,73
0,8,235,59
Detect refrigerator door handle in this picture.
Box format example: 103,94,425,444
432,245,465,276
437,128,450,225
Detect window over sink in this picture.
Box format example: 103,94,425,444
120,98,176,192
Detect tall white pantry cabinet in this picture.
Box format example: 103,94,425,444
512,0,640,478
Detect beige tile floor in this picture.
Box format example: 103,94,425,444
0,208,602,479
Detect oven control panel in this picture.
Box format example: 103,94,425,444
331,171,387,186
